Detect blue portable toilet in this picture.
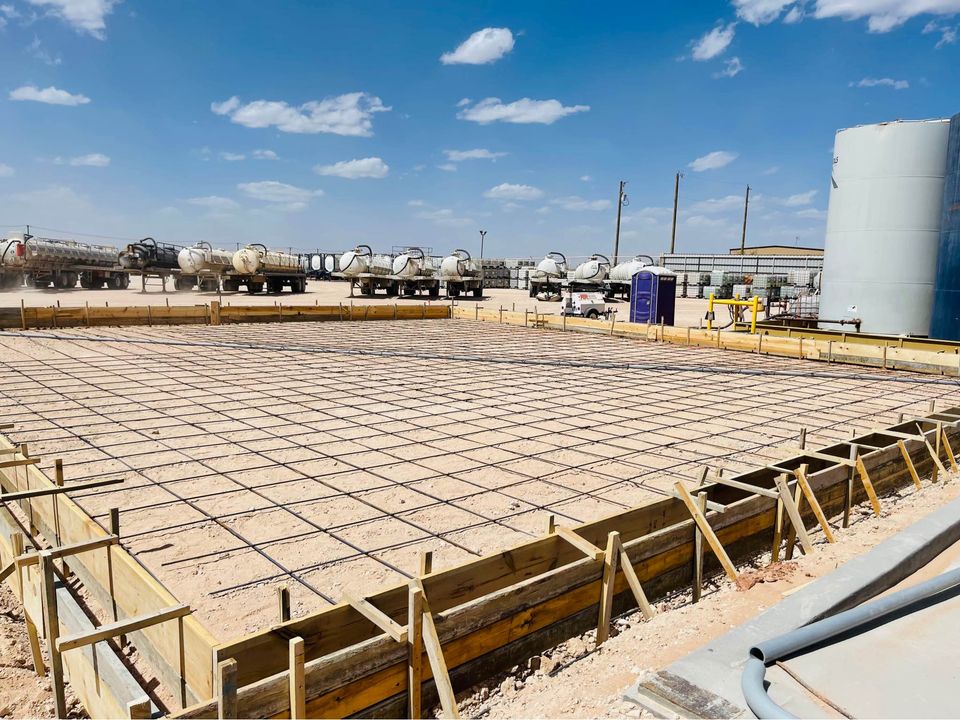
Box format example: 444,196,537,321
630,267,677,325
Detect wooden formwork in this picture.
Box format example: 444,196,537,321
0,302,450,330
170,409,960,719
454,307,960,376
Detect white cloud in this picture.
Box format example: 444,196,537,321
690,194,744,213
415,208,473,227
27,0,120,39
733,0,795,24
237,181,323,208
923,20,959,46
27,36,62,66
69,153,110,167
784,189,817,206
440,27,515,65
0,4,19,18
6,184,88,210
407,199,425,207
691,22,736,60
314,156,389,179
689,150,738,172
0,163,14,177
251,149,277,160
763,165,781,175
443,148,508,162
686,214,729,228
551,195,612,211
849,76,909,89
483,183,544,201
814,0,960,33
212,92,391,137
187,195,240,211
580,175,592,182
9,84,90,105
437,163,458,172
220,152,245,161
714,56,744,77
457,97,589,125
795,207,827,219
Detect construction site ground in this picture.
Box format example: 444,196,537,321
0,280,716,327
1,317,957,649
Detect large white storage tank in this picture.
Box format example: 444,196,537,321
819,119,951,335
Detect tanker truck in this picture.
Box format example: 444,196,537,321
0,233,129,289
392,247,440,297
606,254,654,299
528,251,567,297
440,249,483,298
336,244,397,296
231,244,306,294
176,242,235,291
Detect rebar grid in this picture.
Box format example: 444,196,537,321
0,319,956,639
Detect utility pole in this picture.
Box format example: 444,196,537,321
669,172,683,254
613,181,628,265
740,185,751,254
479,229,486,280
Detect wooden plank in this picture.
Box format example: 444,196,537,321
596,532,619,646
415,580,459,719
554,526,605,561
342,591,407,643
0,457,39,470
127,697,152,719
708,474,779,500
855,456,882,516
0,476,124,501
408,583,424,720
217,659,238,720
774,475,813,555
783,482,805,561
673,482,737,581
897,440,922,489
17,535,119,566
692,492,706,603
57,603,192,652
289,637,305,720
794,464,835,543
278,585,291,623
618,542,655,620
0,560,12,584
40,553,67,718
771,496,784,563
941,428,958,472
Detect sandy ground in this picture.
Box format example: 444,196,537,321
1,279,717,328
458,474,960,719
0,319,957,646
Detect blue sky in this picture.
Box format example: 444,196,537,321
1,0,959,258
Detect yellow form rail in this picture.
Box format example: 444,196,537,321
706,293,760,333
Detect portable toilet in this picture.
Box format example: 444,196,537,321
630,267,677,325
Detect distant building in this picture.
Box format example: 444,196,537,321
729,245,824,256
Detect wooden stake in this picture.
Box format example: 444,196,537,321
419,550,433,576
692,491,706,603
674,481,737,581
554,526,605,561
342,591,407,643
278,585,291,623
596,532,619,645
216,658,238,720
40,553,67,718
794,464,835,543
288,637,305,719
783,482,804,561
771,495,784,563
925,437,947,480
408,583,424,720
414,579,459,719
855,456,882,516
941,428,958,472
618,542,655,620
127,697,152,719
843,444,857,528
898,440,922,489
774,474,813,555
932,422,943,482
109,507,125,646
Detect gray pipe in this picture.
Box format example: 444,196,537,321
742,566,960,718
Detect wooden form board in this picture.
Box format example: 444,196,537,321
0,506,154,719
177,414,957,719
0,302,450,330
0,436,217,706
452,307,960,377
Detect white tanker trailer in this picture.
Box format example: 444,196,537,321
392,247,440,297
528,251,567,297
230,244,306,294
606,254,654,299
440,248,483,298
571,253,611,290
336,244,398,296
176,242,234,291
0,234,128,289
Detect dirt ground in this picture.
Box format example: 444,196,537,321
0,279,717,329
457,474,960,719
0,319,957,645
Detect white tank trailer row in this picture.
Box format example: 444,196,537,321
0,234,306,293
336,245,462,298
526,252,654,299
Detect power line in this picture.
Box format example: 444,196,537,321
0,223,142,242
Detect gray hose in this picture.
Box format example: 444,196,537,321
742,566,960,718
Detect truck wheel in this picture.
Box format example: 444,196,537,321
247,282,264,294
448,287,460,298
529,285,537,298
200,277,219,292
429,284,440,298
586,309,600,319
472,287,482,298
